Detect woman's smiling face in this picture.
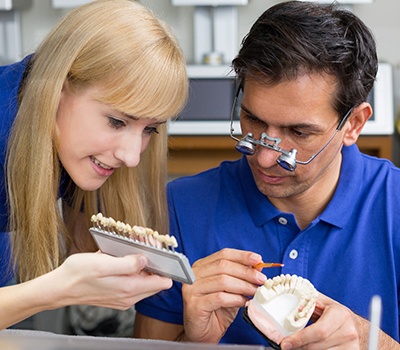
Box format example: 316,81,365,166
56,85,162,191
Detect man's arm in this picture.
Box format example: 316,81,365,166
133,312,185,341
356,313,400,350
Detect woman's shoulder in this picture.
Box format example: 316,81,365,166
0,56,32,83
0,56,33,117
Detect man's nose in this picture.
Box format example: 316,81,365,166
252,129,284,168
254,142,281,169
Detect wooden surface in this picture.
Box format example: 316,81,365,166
168,135,393,176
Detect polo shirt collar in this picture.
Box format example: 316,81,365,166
318,144,363,228
238,144,363,228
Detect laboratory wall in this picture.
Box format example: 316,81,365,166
12,0,400,119
14,0,400,66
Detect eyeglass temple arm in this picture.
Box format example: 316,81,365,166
229,86,242,141
295,107,354,165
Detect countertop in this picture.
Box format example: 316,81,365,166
0,329,270,350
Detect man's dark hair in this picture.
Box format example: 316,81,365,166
232,0,378,117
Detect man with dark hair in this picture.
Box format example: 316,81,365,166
134,2,400,349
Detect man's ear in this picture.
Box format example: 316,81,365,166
342,102,372,146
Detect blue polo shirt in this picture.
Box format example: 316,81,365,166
135,146,400,345
0,58,32,286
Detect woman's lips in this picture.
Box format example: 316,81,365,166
90,156,114,177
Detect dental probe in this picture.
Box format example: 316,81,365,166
253,262,284,270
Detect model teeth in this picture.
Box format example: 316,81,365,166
246,274,318,346
91,157,112,170
90,213,178,251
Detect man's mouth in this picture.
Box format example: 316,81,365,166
90,156,113,170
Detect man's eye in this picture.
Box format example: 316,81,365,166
144,126,159,135
108,117,125,129
242,112,265,126
290,128,309,139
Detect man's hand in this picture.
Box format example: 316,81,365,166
280,293,400,350
181,248,267,343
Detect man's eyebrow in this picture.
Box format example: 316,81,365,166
240,103,325,132
240,104,260,120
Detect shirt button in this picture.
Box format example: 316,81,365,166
278,217,288,225
289,249,298,260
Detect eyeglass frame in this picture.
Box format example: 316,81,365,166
229,86,354,171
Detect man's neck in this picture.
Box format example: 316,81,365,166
268,163,342,230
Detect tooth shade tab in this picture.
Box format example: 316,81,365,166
90,213,178,251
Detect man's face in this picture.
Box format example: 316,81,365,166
240,73,347,205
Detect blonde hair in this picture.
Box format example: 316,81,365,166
6,0,188,282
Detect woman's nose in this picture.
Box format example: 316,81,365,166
114,135,142,168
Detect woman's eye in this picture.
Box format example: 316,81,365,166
108,117,125,129
144,126,159,135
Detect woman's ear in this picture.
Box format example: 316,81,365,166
62,78,69,92
342,102,372,146
59,79,70,105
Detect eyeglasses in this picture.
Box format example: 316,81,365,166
229,87,354,171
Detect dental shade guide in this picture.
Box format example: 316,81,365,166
89,213,195,284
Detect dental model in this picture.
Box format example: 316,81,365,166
89,213,194,284
244,274,318,349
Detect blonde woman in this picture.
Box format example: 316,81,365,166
0,0,187,329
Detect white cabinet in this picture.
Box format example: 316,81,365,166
0,0,31,10
299,0,373,3
51,0,93,8
0,1,32,64
172,0,248,5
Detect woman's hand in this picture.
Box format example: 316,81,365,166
0,252,172,330
52,252,172,309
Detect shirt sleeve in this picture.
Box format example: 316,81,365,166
134,183,186,324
